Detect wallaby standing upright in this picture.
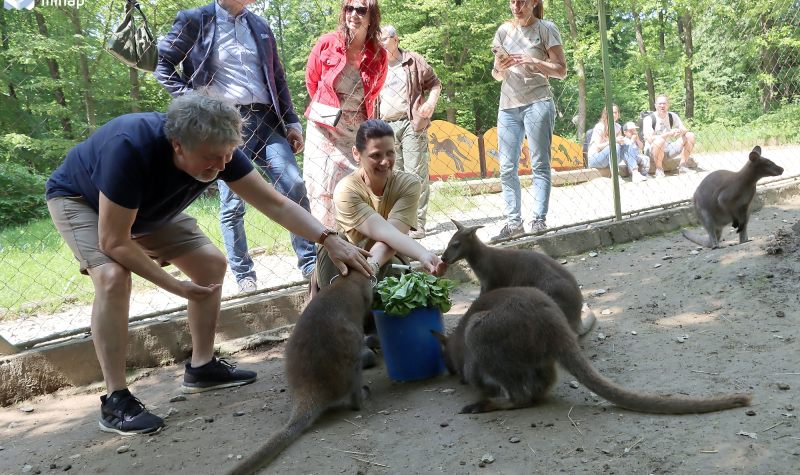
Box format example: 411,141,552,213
227,272,374,475
441,220,595,336
682,146,783,248
435,287,752,414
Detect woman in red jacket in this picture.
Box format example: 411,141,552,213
303,0,388,229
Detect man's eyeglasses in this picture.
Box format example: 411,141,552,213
345,5,368,16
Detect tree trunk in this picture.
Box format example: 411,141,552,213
274,1,285,59
658,6,666,55
474,101,483,135
33,10,72,136
562,0,586,141
759,14,776,113
631,0,654,109
441,30,468,124
0,9,17,99
445,82,456,123
681,12,694,119
130,68,141,112
65,7,96,130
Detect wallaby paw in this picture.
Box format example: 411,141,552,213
364,334,380,350
360,348,378,369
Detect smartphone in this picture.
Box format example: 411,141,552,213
492,45,511,61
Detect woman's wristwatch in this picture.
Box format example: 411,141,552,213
317,228,338,245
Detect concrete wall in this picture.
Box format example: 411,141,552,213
2,180,798,406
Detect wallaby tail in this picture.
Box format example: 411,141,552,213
681,229,712,248
578,304,597,337
558,341,752,414
226,408,320,475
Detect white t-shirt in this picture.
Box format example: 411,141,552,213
642,112,684,142
379,61,409,121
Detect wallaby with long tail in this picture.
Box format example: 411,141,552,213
227,272,374,475
434,287,752,414
682,146,783,248
441,220,595,336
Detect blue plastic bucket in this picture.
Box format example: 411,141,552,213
373,307,446,382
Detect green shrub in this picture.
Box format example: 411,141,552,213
0,162,48,228
0,133,74,175
695,103,800,152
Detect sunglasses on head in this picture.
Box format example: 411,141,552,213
345,5,368,16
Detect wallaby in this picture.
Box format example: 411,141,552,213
682,146,783,248
227,272,374,475
442,220,595,336
435,287,752,414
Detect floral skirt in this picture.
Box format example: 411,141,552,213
302,111,365,228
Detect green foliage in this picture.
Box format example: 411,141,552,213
1,0,797,163
0,134,73,174
375,271,456,317
0,162,47,228
696,103,800,152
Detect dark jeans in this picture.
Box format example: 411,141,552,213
219,105,316,281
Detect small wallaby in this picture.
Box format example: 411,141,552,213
227,272,374,475
435,287,752,414
442,220,595,336
682,146,783,248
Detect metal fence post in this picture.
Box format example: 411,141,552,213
598,0,622,221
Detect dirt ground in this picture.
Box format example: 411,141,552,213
1,196,799,475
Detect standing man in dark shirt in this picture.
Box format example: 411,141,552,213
156,0,315,292
46,93,371,435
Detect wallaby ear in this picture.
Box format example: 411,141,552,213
467,226,483,235
451,219,464,230
431,330,447,346
749,146,761,161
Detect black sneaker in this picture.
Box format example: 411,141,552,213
99,389,164,436
182,357,257,394
530,219,548,234
490,223,524,242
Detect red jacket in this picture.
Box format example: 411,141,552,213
305,32,388,128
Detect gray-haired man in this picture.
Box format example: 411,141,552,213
45,94,372,435
378,25,441,239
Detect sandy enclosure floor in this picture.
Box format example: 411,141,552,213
1,196,799,475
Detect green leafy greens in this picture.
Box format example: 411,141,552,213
375,272,456,317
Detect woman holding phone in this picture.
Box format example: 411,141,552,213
490,0,567,241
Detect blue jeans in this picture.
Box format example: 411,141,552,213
588,143,640,173
219,108,316,282
497,99,556,226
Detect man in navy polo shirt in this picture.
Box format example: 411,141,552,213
46,93,371,436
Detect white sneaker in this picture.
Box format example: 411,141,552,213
654,169,666,179
632,172,648,183
237,277,257,293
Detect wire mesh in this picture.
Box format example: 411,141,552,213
0,0,798,349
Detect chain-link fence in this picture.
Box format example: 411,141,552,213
1,0,798,351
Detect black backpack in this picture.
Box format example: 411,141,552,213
638,111,674,134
